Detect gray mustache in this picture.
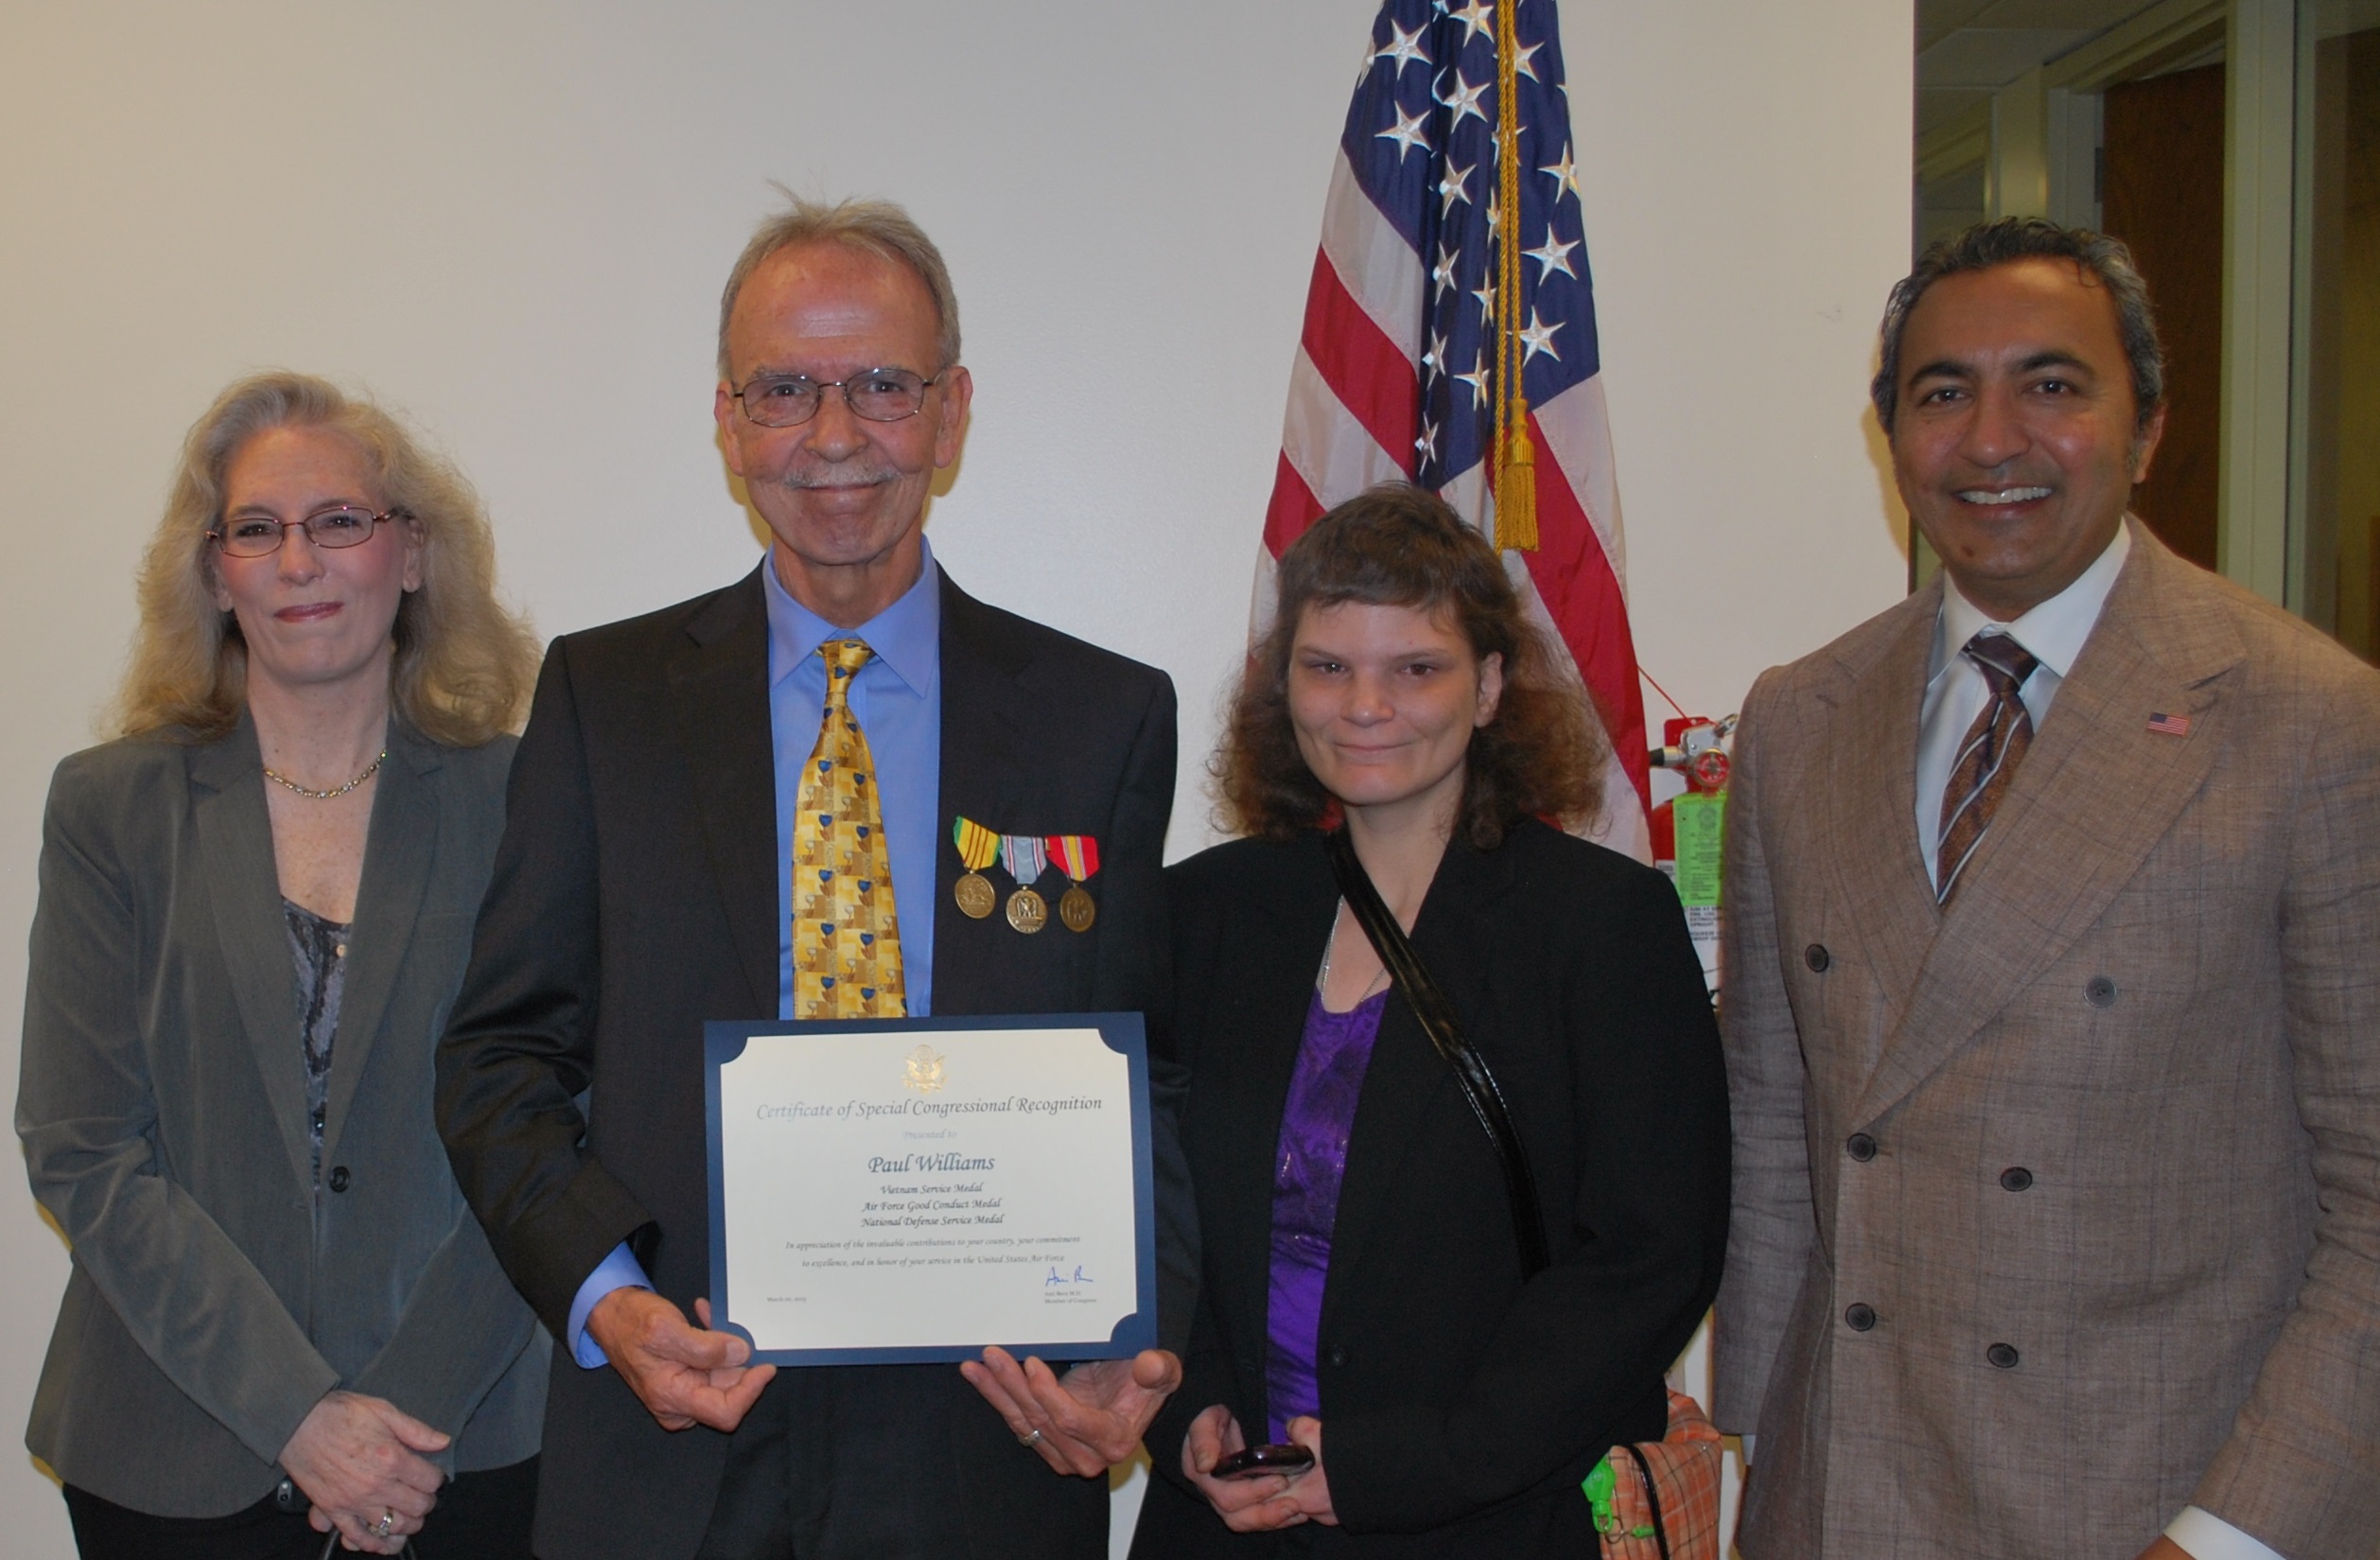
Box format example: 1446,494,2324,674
779,463,901,490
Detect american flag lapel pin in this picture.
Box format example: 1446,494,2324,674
2146,711,2192,736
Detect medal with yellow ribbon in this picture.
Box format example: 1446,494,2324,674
1045,833,1100,933
1000,833,1050,934
952,816,999,920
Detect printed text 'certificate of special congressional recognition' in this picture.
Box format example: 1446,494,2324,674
703,1013,1155,1366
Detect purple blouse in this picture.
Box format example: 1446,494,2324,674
1264,986,1390,1442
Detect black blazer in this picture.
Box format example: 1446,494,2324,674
437,564,1178,1560
1133,821,1728,1558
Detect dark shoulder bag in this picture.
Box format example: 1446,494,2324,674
1320,826,1722,1560
1321,824,1549,1276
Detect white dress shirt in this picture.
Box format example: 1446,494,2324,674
1915,523,2129,882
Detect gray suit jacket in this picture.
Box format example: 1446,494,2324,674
17,714,546,1518
1714,523,2380,1559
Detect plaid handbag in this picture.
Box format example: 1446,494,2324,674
1584,1388,1724,1560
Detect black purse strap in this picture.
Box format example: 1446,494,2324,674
1322,825,1550,1278
1622,1442,1672,1559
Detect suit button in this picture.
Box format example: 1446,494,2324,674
2000,1166,2034,1192
1323,1343,1352,1368
1805,944,1831,973
1846,1133,1878,1162
327,1166,351,1194
2085,976,2118,1008
1986,1342,2021,1369
1844,1303,1876,1332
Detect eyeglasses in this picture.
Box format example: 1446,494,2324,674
208,506,406,559
731,367,945,428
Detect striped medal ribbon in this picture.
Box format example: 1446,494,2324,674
999,834,1050,935
952,816,1000,920
1045,834,1101,933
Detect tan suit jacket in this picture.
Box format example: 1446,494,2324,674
1714,523,2380,1559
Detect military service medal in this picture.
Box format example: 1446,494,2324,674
1046,833,1101,933
1000,833,1050,934
952,816,999,919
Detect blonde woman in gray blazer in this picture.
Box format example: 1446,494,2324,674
17,374,546,1558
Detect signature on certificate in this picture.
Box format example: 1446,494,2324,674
1044,1265,1094,1288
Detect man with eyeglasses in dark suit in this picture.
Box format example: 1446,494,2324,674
437,196,1186,1560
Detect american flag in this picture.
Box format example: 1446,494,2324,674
1261,0,1649,858
2146,711,2192,736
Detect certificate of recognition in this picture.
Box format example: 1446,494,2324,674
703,1013,1155,1367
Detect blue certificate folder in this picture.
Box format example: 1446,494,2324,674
704,1012,1156,1367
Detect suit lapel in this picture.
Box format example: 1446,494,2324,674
189,718,316,1193
1323,837,1509,1309
1206,843,1341,1380
668,568,779,1016
1815,585,1943,1055
321,724,439,1161
1854,528,2241,1125
931,573,1034,1004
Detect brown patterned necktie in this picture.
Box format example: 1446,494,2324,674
1934,631,2040,904
790,639,906,1018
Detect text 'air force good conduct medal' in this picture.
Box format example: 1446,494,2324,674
1047,833,1101,933
952,816,999,919
1000,833,1050,934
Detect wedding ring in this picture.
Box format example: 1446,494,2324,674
1018,1429,1044,1448
374,1511,395,1538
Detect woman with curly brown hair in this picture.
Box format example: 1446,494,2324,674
1131,483,1729,1557
18,372,546,1558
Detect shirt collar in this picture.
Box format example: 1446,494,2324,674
762,534,941,697
1934,519,2131,680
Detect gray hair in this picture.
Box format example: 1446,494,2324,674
716,193,961,378
1871,216,2165,435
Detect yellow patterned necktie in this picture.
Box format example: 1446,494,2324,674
791,639,906,1019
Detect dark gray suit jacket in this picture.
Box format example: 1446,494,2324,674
17,714,546,1517
437,565,1179,1560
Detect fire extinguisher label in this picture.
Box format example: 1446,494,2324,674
1672,792,1725,994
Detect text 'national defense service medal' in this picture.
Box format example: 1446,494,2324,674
952,816,999,920
1000,833,1050,934
1047,833,1101,933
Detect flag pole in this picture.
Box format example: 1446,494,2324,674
1493,0,1539,552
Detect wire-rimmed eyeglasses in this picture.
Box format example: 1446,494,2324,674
208,506,408,559
731,367,946,428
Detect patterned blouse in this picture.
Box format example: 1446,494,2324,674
283,899,349,1192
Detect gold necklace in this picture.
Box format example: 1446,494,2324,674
261,749,387,800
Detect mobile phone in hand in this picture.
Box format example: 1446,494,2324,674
1210,1442,1316,1480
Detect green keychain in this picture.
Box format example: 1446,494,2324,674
1581,1457,1656,1541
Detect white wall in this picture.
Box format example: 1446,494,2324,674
0,2,1911,1552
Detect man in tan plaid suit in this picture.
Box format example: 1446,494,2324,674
1715,218,2380,1560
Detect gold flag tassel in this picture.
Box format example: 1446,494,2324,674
1492,0,1538,552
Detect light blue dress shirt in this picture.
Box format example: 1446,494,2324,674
762,538,942,1021
566,542,947,1366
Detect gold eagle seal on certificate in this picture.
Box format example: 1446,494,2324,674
903,1044,947,1095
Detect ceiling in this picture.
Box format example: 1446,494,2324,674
1916,0,2176,133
